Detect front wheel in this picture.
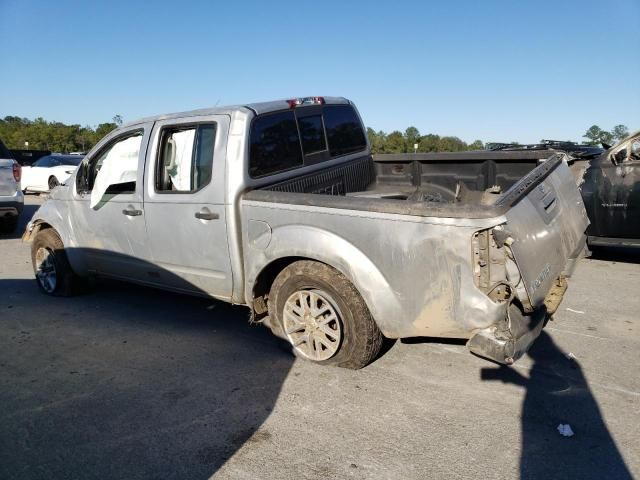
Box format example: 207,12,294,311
268,260,383,369
31,228,84,296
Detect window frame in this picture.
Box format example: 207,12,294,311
295,106,331,166
76,129,144,194
154,121,218,195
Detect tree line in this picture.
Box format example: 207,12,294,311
367,127,484,154
0,114,631,154
0,115,122,153
582,124,629,146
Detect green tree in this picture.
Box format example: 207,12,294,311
611,124,629,142
385,131,405,153
0,116,121,152
468,140,484,150
583,125,603,145
404,126,420,152
583,125,614,146
367,127,387,154
418,133,441,152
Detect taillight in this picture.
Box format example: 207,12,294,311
286,96,326,108
12,162,21,182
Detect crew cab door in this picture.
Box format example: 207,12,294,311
582,134,640,239
142,115,232,299
70,123,153,279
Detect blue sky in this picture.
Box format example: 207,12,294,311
1,0,638,143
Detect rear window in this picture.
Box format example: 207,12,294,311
248,104,367,178
298,115,326,155
324,105,366,157
249,111,303,178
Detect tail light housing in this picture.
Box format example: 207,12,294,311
12,162,21,182
286,96,326,108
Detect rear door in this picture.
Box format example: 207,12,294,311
502,157,589,308
142,114,232,299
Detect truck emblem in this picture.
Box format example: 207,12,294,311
530,263,552,293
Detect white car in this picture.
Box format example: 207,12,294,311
21,154,83,193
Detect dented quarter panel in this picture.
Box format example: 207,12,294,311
242,200,507,339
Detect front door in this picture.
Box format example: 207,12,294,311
70,123,153,279
141,114,232,299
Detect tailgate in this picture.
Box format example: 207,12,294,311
0,159,17,196
502,156,588,308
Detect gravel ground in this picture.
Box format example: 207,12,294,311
1,195,638,480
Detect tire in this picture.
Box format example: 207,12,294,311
48,176,59,191
0,215,18,234
31,228,84,296
268,260,383,369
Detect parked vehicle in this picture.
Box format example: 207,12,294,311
0,139,24,233
21,154,83,193
23,97,588,368
579,131,640,248
488,134,640,247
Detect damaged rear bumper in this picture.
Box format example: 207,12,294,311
466,276,567,364
466,305,546,364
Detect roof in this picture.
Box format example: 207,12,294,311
123,96,350,128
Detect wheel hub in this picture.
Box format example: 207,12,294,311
283,289,342,361
35,247,57,293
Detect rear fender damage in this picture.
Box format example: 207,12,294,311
467,226,566,364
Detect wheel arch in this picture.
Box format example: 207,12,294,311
246,226,403,337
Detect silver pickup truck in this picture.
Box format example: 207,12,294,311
23,97,588,369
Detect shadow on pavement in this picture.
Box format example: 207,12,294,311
590,245,640,264
0,277,294,480
481,332,632,480
0,203,39,240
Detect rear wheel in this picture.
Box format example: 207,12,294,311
31,228,84,296
268,260,383,369
48,176,59,191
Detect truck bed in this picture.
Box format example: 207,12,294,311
251,150,556,219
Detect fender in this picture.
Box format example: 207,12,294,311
245,224,403,337
23,194,89,277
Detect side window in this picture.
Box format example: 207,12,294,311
78,132,143,207
249,111,303,177
156,124,216,192
323,105,367,157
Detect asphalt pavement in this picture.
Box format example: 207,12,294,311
1,195,638,480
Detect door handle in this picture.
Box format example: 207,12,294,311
195,211,219,220
122,208,143,216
